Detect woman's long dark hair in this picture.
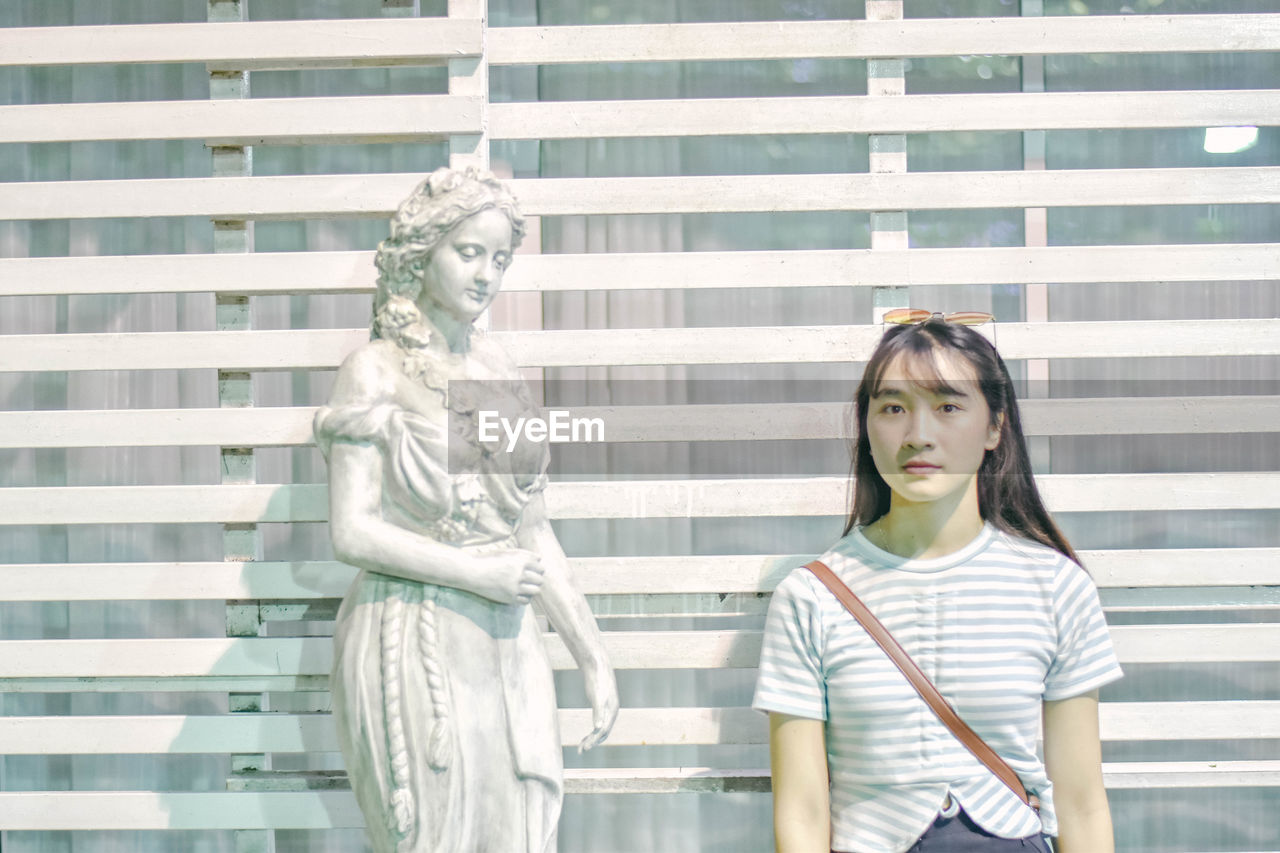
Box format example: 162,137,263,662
844,319,1081,565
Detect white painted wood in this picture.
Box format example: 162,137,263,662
0,251,373,297
0,407,321,449
3,396,1275,450
5,244,1278,297
0,547,1275,601
0,677,328,695
1,319,1277,373
1084,548,1280,588
3,767,1280,831
0,560,356,601
0,329,368,372
6,168,1279,221
1102,761,1280,789
489,90,1280,139
0,709,762,754
0,18,481,70
0,625,1272,683
0,791,365,831
563,767,771,794
485,15,1280,65
13,88,1269,147
509,169,1280,214
499,320,1280,365
1100,701,1280,741
0,95,482,146
0,472,1275,526
1016,397,1280,438
0,701,1272,755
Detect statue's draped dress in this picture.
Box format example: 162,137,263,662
315,349,559,853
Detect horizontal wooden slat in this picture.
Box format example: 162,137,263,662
0,701,1273,756
0,708,767,754
4,244,1278,297
0,17,481,70
0,472,1275,526
0,407,323,449
515,169,1280,215
490,90,1280,139
1101,701,1280,742
0,547,1276,602
5,168,1279,221
13,89,1270,148
0,319,1277,373
1,15,1272,72
1102,761,1280,790
486,15,1280,65
1084,548,1280,588
0,95,482,146
2,764,1278,831
10,89,1270,146
0,250,374,297
0,632,760,678
3,396,1278,450
0,625,1271,687
0,791,364,831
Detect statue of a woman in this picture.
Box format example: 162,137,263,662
314,167,618,853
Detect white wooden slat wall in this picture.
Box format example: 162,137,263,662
1,5,1277,850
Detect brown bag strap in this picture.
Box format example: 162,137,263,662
805,560,1040,811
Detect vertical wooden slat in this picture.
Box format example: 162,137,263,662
449,0,488,170
207,2,271,852
867,1,908,321
1021,0,1052,474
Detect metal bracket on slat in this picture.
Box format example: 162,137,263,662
382,0,421,14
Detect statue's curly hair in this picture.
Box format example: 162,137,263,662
371,167,525,351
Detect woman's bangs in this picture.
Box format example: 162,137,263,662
869,345,973,399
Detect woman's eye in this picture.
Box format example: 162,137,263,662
939,403,960,413
457,246,479,259
881,404,904,414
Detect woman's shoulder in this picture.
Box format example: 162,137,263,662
771,562,834,608
987,525,1091,583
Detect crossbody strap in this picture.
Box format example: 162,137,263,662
805,560,1040,811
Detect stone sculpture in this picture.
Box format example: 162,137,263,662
315,167,618,853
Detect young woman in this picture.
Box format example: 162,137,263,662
754,313,1122,853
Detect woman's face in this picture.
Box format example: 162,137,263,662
865,347,1002,508
414,207,514,325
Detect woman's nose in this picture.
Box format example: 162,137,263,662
904,411,936,447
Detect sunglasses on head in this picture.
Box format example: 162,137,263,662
883,309,994,327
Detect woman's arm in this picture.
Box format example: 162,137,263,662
516,495,619,750
769,712,830,853
1043,691,1114,853
328,440,543,604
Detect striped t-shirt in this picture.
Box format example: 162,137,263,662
753,521,1123,853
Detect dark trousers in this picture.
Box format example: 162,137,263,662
906,808,1052,852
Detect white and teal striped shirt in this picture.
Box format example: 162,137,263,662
753,521,1123,853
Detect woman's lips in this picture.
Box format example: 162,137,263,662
903,462,941,474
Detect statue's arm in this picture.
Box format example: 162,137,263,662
518,495,619,750
327,440,542,605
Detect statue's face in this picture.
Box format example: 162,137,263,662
414,207,514,324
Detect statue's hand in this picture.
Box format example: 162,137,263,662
578,659,619,753
473,549,544,605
